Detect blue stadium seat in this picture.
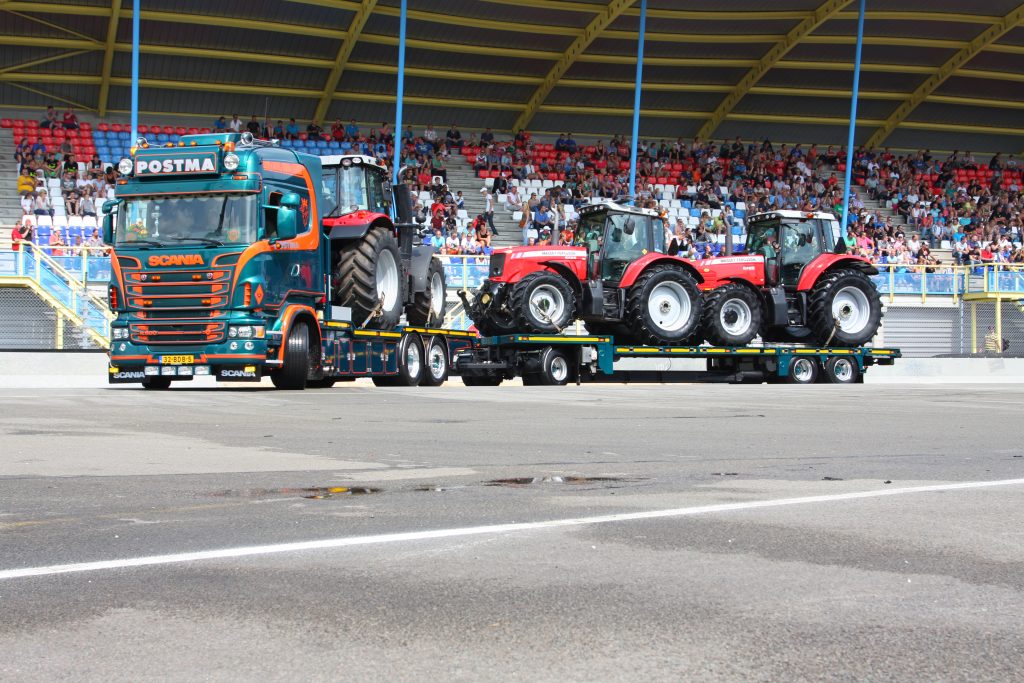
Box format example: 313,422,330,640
690,208,701,218
280,139,293,148
169,134,180,142
156,133,168,142
327,140,340,150
118,131,130,140
681,200,692,209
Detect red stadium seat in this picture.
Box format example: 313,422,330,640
478,170,488,179
187,127,199,134
175,127,186,135
162,126,174,134
0,119,11,128
98,122,109,132
199,127,211,133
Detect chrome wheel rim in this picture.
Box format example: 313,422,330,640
832,286,871,335
832,358,854,382
405,342,421,379
648,281,691,332
428,343,447,380
792,358,815,383
549,355,569,383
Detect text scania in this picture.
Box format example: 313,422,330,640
136,157,216,174
148,254,204,267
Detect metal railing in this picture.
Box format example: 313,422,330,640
439,254,490,291
0,242,112,346
871,264,1024,304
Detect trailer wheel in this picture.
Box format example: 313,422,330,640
373,334,424,387
535,346,571,386
807,269,883,347
333,225,404,330
406,258,446,327
786,357,820,384
421,336,449,387
141,376,172,390
822,356,860,384
702,283,761,346
510,272,576,334
272,320,310,390
625,265,702,345
462,374,503,386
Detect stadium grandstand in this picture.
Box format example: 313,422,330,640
1,0,1023,355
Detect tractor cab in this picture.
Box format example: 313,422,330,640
745,211,843,288
574,202,665,284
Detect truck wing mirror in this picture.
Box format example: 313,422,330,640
274,193,301,241
101,199,120,244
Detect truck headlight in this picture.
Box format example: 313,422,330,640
118,158,134,175
223,153,240,171
112,328,129,340
228,325,265,339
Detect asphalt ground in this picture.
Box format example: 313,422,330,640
1,383,1023,681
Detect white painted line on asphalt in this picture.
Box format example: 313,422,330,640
2,477,1023,581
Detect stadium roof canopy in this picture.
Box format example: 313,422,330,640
1,0,1023,153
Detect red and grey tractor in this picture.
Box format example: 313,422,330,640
321,154,446,329
696,209,882,347
461,201,705,346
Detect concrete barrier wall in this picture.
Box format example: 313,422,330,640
2,352,1024,388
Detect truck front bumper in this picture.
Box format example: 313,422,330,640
108,336,272,383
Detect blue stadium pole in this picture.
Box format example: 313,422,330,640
627,0,647,206
130,0,140,144
840,0,866,234
392,0,407,185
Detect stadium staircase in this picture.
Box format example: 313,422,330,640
0,128,22,236
445,155,520,249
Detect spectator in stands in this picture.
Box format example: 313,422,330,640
246,115,262,136
80,191,96,218
10,219,25,252
65,191,81,216
480,128,495,145
284,118,300,140
61,108,79,130
213,116,228,132
481,188,498,235
49,227,65,256
446,124,462,149
424,124,438,151
34,190,53,218
306,119,324,140
343,119,359,140
228,114,243,133
21,192,34,216
14,137,31,167
17,168,35,196
505,184,523,212
39,105,58,129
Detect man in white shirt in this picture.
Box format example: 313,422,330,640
229,115,243,133
481,188,498,235
505,185,523,212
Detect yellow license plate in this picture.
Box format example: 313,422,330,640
161,355,194,365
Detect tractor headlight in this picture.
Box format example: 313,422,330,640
223,153,240,171
117,158,134,175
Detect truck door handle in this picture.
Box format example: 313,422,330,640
290,264,301,277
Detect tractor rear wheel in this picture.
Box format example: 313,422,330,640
624,265,702,345
701,283,761,347
406,258,446,327
333,226,404,330
807,269,882,347
510,272,576,333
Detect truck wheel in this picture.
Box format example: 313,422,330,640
822,356,860,384
786,357,820,384
472,288,517,337
535,346,571,386
373,334,424,387
808,269,882,347
702,283,761,346
625,265,702,346
421,336,449,387
141,376,172,390
334,226,404,330
406,258,446,327
271,320,310,390
510,272,576,334
462,374,503,386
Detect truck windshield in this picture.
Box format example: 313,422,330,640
114,194,258,246
323,166,369,218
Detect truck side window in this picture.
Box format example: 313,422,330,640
264,191,281,240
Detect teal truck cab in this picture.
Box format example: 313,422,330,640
103,132,447,389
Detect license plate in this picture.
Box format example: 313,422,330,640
161,355,194,365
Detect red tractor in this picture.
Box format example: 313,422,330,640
697,209,882,347
321,155,446,329
463,203,882,348
462,201,705,345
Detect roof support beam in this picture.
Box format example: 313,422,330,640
696,0,853,141
864,3,1024,148
97,0,122,117
0,49,90,75
513,0,636,133
313,0,377,124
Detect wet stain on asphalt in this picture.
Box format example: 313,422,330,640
484,476,632,487
210,486,382,500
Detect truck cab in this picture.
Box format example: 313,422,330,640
104,132,327,388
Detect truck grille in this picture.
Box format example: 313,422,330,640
124,267,233,311
129,321,227,345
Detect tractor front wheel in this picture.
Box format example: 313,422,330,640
406,258,446,327
701,283,761,346
510,272,576,334
624,266,702,345
807,269,882,347
471,287,517,337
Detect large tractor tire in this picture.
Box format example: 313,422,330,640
509,272,576,334
807,269,883,347
471,287,517,337
624,265,702,346
701,283,762,347
272,320,311,390
333,226,404,330
406,258,446,328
